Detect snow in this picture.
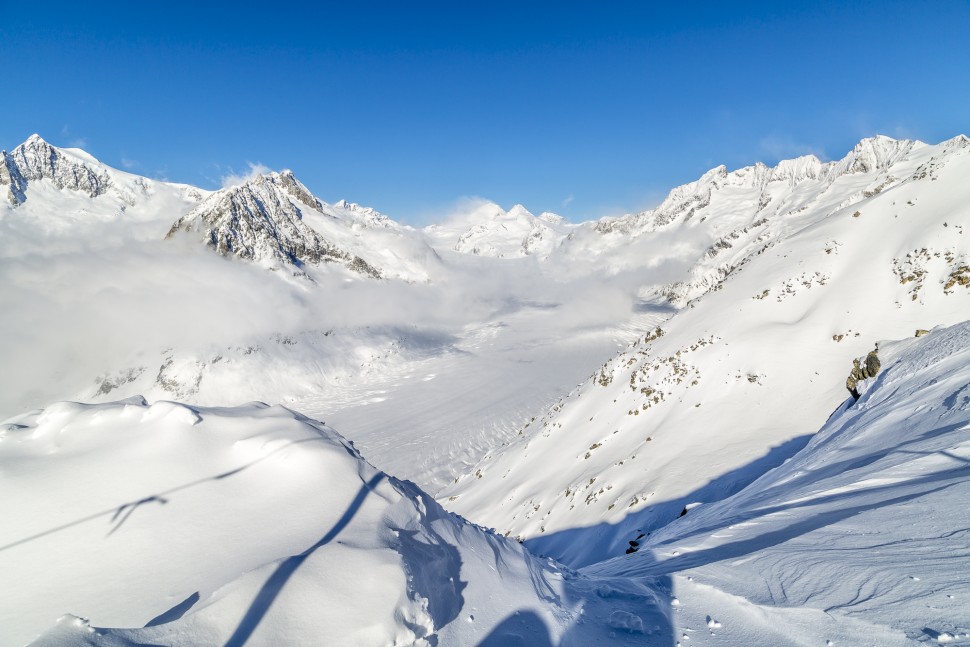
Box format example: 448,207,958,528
444,131,970,567
3,132,970,645
585,319,970,645
1,399,577,646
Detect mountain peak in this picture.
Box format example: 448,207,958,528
168,169,381,278
835,134,921,175
1,134,110,205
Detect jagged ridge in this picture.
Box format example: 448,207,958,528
0,134,111,206
167,170,382,278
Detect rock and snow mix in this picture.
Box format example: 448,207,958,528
443,133,970,567
3,133,970,645
592,319,970,646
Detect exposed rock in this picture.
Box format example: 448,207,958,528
0,134,111,205
846,348,881,400
166,171,382,278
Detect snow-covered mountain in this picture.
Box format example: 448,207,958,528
0,135,206,257
6,316,970,647
4,131,970,646
1,134,112,205
167,170,441,281
591,318,970,646
442,133,970,567
424,201,574,259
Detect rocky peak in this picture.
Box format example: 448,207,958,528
770,154,826,185
166,171,381,278
832,135,920,176
0,134,111,205
274,169,322,210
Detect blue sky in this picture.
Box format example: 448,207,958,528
3,1,969,224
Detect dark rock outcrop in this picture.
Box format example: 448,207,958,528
846,348,881,400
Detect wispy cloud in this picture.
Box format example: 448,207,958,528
562,194,574,207
121,156,139,170
59,124,88,149
220,162,273,189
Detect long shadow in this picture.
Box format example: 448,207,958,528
477,610,555,647
223,472,385,647
611,471,970,580
0,437,326,553
525,433,813,568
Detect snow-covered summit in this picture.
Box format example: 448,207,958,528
167,170,383,278
424,200,574,258
832,133,921,175
1,134,111,205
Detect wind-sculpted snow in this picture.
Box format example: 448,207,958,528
0,399,553,646
585,319,970,645
2,399,678,647
7,317,970,646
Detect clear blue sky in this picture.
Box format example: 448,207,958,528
3,1,969,224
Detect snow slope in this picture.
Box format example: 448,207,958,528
588,319,970,646
443,134,970,566
2,398,673,647
6,313,970,646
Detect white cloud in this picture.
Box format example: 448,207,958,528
121,156,138,169
562,194,574,207
220,162,273,189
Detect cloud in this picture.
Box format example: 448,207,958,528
69,137,88,148
562,194,574,207
121,156,139,170
416,195,501,227
220,162,273,189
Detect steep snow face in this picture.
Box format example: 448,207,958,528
0,399,574,647
590,319,970,646
553,136,942,302
167,171,383,278
443,134,970,566
424,201,574,259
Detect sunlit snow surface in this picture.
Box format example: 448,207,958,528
4,133,970,645
4,321,970,646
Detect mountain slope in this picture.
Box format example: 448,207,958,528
1,134,111,205
443,134,970,566
588,318,970,646
0,399,561,646
424,201,574,259
167,170,384,277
